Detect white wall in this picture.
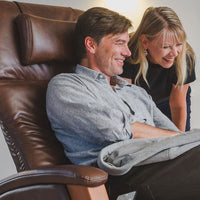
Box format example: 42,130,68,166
1,0,200,180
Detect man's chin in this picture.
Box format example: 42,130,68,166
116,68,123,75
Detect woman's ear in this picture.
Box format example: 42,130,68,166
140,34,149,49
85,36,97,54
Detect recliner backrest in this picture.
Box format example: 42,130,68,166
0,1,83,172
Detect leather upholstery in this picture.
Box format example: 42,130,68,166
1,185,70,200
0,1,108,200
0,80,68,170
15,14,76,65
0,165,108,194
0,0,80,172
0,1,82,81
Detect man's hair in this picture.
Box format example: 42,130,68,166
75,7,132,63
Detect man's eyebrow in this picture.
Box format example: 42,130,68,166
115,39,127,43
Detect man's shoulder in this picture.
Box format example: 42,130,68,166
51,72,76,80
49,72,82,86
125,82,151,100
128,82,147,92
46,72,87,104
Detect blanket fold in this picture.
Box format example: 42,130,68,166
97,129,200,175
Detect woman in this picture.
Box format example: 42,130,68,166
121,7,196,132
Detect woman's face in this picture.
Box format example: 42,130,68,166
143,31,183,68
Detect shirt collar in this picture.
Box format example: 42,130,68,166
110,76,131,88
75,64,106,80
75,64,131,88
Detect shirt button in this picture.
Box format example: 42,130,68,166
99,74,104,79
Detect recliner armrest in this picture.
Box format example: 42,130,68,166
0,165,108,195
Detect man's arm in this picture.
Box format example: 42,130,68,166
46,74,133,145
131,122,180,138
134,94,182,138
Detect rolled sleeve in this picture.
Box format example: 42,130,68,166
152,100,180,132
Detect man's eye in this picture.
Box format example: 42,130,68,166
115,41,123,45
163,46,169,49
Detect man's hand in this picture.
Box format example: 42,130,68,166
131,122,180,138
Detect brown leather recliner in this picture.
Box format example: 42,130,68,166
0,1,109,200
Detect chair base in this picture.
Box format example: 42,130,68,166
67,184,109,200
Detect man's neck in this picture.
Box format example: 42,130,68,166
80,59,111,85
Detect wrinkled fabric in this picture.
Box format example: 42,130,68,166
98,129,200,175
46,64,179,165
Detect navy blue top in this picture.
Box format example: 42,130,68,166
121,61,196,103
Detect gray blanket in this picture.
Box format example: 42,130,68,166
97,129,200,175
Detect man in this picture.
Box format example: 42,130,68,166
46,7,200,199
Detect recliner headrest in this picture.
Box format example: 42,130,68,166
15,14,76,65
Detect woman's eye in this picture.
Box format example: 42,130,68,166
176,43,182,47
163,46,169,49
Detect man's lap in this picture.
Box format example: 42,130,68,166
106,145,200,199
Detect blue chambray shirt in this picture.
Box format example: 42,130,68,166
46,64,179,165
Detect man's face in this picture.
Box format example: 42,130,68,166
93,31,131,77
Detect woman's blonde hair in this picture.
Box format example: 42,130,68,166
128,7,195,86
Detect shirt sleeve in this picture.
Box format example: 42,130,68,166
152,98,181,132
46,74,132,147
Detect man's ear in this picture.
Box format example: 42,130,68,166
85,36,97,54
140,34,149,49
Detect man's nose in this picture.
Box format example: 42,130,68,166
124,45,131,57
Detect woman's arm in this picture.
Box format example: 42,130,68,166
169,83,189,132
